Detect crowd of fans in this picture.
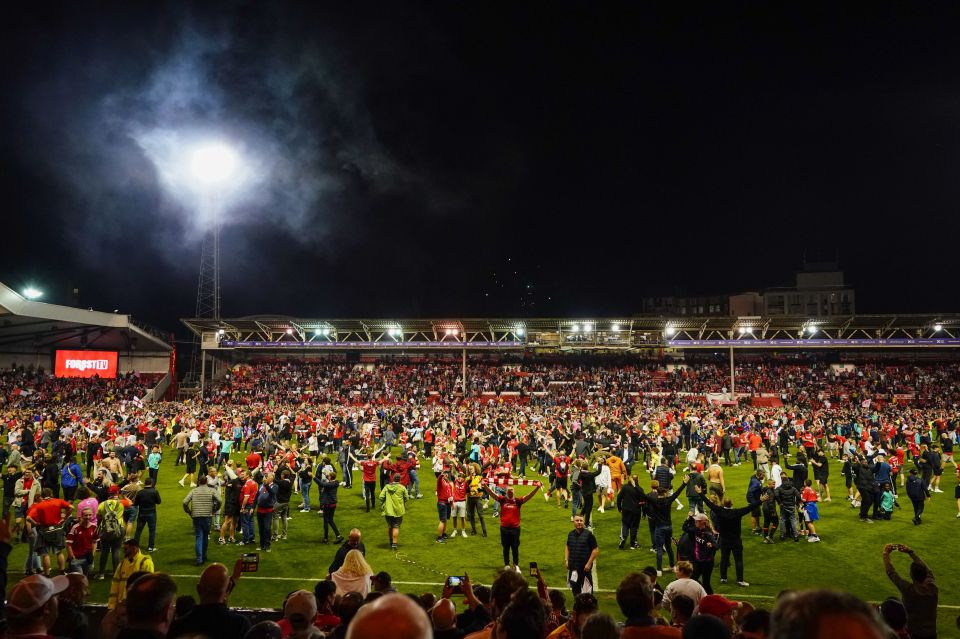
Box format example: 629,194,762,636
0,355,955,638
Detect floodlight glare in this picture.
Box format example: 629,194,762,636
571,324,580,333
664,327,676,337
516,327,525,336
217,329,225,335
286,328,294,335
22,287,43,300
739,327,747,335
190,143,238,184
583,323,592,333
806,326,817,334
612,324,620,333
933,323,943,332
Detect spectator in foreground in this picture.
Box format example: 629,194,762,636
616,572,681,638
107,539,154,610
167,560,251,639
497,588,547,639
565,515,599,596
284,589,324,639
547,592,599,639
346,592,432,639
681,614,731,639
430,597,465,639
769,589,887,639
49,572,90,639
98,569,151,639
115,572,178,639
581,612,619,639
331,549,373,597
882,544,938,639
3,574,69,639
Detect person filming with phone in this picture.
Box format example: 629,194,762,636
565,515,598,596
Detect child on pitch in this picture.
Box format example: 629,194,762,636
878,482,900,520
800,479,821,543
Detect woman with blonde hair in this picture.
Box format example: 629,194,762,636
331,548,373,597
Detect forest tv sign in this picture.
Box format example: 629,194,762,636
55,350,118,378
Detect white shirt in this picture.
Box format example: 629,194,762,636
661,577,707,610
771,463,784,488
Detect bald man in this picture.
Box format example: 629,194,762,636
346,593,432,639
168,562,251,639
431,598,465,639
328,528,366,577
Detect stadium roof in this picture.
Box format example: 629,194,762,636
182,313,960,351
0,281,171,352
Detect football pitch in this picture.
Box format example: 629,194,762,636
10,445,959,631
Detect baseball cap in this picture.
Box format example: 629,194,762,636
698,594,739,617
284,589,317,623
108,485,120,495
6,574,69,616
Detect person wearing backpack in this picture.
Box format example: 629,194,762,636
60,455,85,502
256,472,278,553
95,485,126,580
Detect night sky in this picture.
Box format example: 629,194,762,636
2,2,959,333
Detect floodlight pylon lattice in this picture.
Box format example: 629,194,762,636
188,220,220,385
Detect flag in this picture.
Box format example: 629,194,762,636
861,399,871,409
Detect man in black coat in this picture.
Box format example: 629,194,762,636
615,476,645,549
703,496,755,587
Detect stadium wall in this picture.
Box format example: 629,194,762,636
0,349,171,374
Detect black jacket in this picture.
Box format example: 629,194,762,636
167,603,251,639
703,499,754,545
616,483,645,515
645,482,686,527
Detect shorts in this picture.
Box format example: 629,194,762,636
451,501,467,518
933,468,943,477
437,502,451,521
750,505,761,518
385,515,403,529
955,485,960,499
123,506,138,525
553,477,568,492
815,476,828,485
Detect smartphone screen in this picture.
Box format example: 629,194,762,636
529,562,539,577
241,552,260,572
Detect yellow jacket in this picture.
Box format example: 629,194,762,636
107,550,154,609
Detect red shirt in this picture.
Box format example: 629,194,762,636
66,520,99,557
436,477,453,503
361,460,379,482
28,498,73,526
240,479,258,508
496,494,528,528
245,452,263,470
452,479,468,501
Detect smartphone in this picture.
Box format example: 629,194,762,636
241,552,260,573
529,561,540,577
445,575,466,594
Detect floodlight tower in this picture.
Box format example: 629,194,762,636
188,143,238,386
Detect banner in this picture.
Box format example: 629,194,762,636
55,350,118,379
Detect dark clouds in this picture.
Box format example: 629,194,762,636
1,2,959,330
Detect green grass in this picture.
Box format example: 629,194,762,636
11,446,959,633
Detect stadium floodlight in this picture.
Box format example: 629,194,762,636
571,324,580,333
933,323,943,332
22,287,43,300
611,323,620,333
217,329,225,335
664,326,676,337
583,323,592,333
190,143,238,184
286,328,294,335
806,325,817,335
516,327,525,337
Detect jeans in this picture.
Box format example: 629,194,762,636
569,565,591,596
570,489,582,519
408,470,420,497
257,512,272,549
688,495,704,514
911,498,925,521
363,481,376,511
323,506,340,540
719,542,744,582
653,525,674,571
273,503,290,537
193,516,211,562
340,462,352,487
240,509,256,543
300,479,311,510
467,496,487,536
135,511,157,548
98,538,122,575
580,493,594,526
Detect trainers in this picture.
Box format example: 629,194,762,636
190,483,197,488
737,581,750,587
675,502,684,511
436,537,446,544
720,578,728,584
619,539,627,550
391,543,398,551
148,547,157,552
515,566,521,573
656,570,663,577
504,565,511,571
178,479,185,487
461,530,467,538
860,518,873,524
763,537,774,544
934,489,944,493
808,536,820,543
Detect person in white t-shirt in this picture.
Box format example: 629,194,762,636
661,560,707,611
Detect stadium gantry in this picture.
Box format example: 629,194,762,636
181,314,960,351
